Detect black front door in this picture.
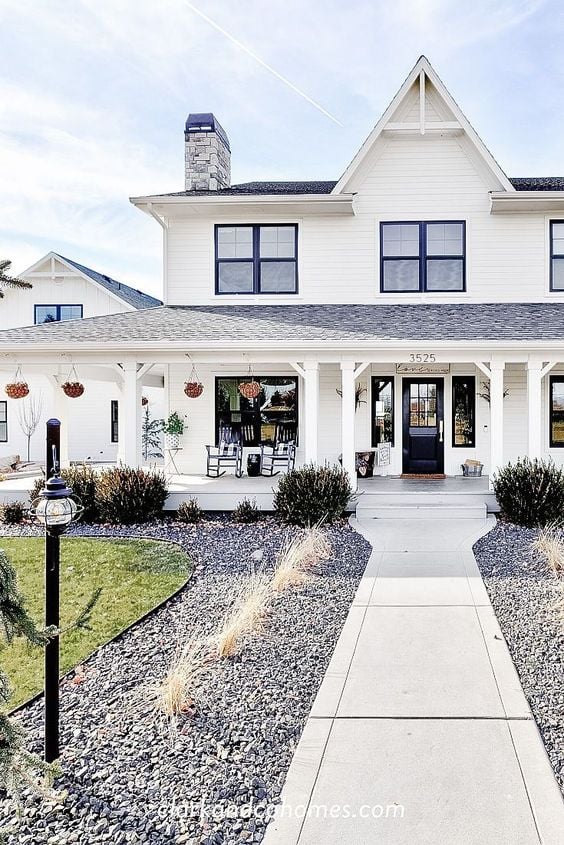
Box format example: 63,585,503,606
402,378,444,474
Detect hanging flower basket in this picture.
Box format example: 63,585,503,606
5,367,29,399
239,364,261,399
62,365,84,398
184,365,203,398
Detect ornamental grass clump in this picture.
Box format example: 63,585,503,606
531,526,564,574
96,466,167,525
274,464,352,526
271,526,332,592
493,458,564,528
176,498,203,524
156,638,213,718
215,575,271,658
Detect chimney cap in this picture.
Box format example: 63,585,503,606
185,113,230,152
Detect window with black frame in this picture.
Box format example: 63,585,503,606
452,376,475,447
550,376,564,447
34,304,83,324
215,225,298,294
371,377,394,446
380,221,465,293
0,401,7,443
550,221,564,291
110,400,119,443
215,376,298,446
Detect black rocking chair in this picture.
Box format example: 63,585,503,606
206,441,243,478
260,441,296,476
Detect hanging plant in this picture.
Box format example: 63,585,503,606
5,366,29,399
239,364,261,400
62,365,85,398
184,364,204,398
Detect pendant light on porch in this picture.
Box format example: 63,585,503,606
239,364,261,400
184,363,204,398
5,365,30,399
61,365,85,398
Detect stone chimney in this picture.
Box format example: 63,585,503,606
184,113,231,191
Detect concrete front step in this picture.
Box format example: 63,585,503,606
356,503,488,520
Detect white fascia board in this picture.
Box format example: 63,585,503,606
130,194,356,216
490,191,564,213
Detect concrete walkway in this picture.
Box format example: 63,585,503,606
265,518,564,845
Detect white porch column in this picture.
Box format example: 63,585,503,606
340,361,357,489
489,360,505,483
527,359,543,460
47,372,69,468
303,359,319,465
118,361,142,467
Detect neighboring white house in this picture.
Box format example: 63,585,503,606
2,56,564,488
0,253,163,464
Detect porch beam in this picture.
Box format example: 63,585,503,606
527,359,543,460
541,361,557,379
340,361,357,491
117,361,142,467
136,363,154,381
489,360,505,487
302,360,319,465
473,361,492,378
353,361,371,380
289,362,306,379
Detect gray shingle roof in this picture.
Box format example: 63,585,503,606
1,303,564,347
141,178,564,199
58,255,162,310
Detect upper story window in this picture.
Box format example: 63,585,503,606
550,221,564,291
380,221,465,293
215,224,298,295
34,304,83,324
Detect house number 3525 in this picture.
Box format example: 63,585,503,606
409,353,436,363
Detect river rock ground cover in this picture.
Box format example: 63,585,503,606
0,516,371,844
473,522,563,797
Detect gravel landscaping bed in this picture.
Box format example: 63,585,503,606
0,517,371,844
473,522,564,795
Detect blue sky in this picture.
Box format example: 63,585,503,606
0,0,563,298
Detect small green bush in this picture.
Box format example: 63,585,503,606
177,498,203,524
2,501,26,525
96,467,167,525
30,465,99,523
274,463,352,526
493,458,564,527
233,497,261,524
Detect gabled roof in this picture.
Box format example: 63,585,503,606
2,303,564,349
56,255,162,310
332,56,515,194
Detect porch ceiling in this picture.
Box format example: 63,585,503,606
2,303,564,354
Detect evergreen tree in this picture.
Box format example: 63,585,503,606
0,260,32,298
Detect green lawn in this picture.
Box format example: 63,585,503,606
1,536,191,708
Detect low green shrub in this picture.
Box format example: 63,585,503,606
96,467,167,525
2,501,26,525
29,465,99,523
274,463,352,526
233,497,261,524
177,498,203,524
493,458,564,527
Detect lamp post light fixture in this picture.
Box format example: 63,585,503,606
29,419,82,763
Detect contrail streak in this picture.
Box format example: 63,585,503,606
183,1,343,126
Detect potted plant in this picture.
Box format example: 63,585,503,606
162,411,185,449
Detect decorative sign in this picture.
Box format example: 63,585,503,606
377,442,391,467
396,363,450,374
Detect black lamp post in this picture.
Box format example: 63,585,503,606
29,419,82,763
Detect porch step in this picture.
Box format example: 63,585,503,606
356,503,488,520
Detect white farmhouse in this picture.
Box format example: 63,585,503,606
0,253,162,464
3,56,564,507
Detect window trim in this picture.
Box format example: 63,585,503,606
214,375,299,446
452,375,476,448
214,224,299,295
549,220,564,292
34,304,83,324
0,401,7,443
549,375,564,448
371,376,395,447
110,400,119,444
380,220,466,294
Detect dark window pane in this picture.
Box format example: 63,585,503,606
426,259,464,291
552,258,564,290
452,377,475,447
426,223,463,256
372,377,394,445
551,378,564,446
382,259,419,291
382,223,419,257
216,376,298,447
260,262,296,292
217,262,254,293
217,226,253,258
260,226,295,258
